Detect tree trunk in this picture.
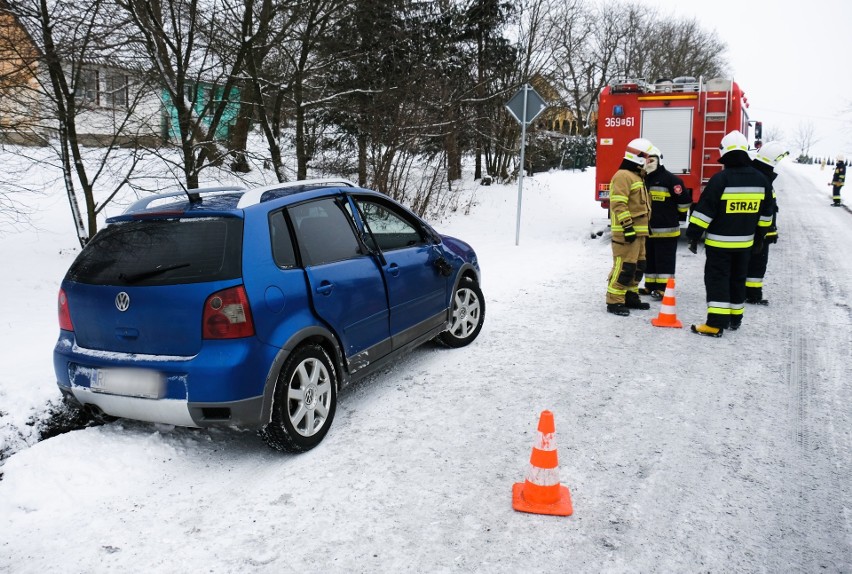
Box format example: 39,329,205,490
229,94,253,173
358,132,367,187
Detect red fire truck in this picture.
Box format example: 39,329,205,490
594,76,759,209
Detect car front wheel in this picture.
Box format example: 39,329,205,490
261,344,337,453
437,276,485,348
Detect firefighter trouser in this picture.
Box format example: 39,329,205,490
833,184,843,204
607,237,646,305
643,236,678,292
746,243,770,301
704,246,751,329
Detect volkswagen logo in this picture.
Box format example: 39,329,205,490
115,292,130,312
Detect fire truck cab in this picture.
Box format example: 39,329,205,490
595,76,755,209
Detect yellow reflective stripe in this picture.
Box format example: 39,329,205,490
617,211,631,221
650,230,680,238
689,215,710,229
630,181,644,190
610,195,629,203
608,257,626,295
707,306,732,315
758,219,772,227
722,144,748,152
745,279,763,288
677,205,690,212
705,238,753,248
650,191,670,201
633,225,649,233
731,307,744,317
720,193,765,201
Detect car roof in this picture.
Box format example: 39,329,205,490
115,179,360,220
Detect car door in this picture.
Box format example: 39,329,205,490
289,198,391,365
351,196,449,349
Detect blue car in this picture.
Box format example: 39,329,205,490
54,179,484,452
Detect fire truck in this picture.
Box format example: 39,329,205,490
594,76,759,210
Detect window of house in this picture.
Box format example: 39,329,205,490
79,69,99,105
104,72,128,108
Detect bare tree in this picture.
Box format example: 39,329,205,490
548,0,600,135
794,120,819,159
2,0,155,245
762,124,785,144
118,0,253,190
643,18,727,81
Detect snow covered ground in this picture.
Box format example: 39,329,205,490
1,157,851,572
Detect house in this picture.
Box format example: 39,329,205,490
0,0,238,148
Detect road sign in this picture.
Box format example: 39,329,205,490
505,84,548,245
505,86,547,125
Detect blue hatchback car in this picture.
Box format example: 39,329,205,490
54,179,484,452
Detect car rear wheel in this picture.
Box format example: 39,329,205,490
437,276,485,348
261,344,337,453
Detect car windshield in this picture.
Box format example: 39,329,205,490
66,217,243,286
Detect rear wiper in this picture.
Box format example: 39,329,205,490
119,262,190,284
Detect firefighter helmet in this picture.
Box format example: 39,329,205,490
624,138,655,166
754,141,789,167
718,130,749,158
838,154,846,163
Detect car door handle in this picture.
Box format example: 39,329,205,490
386,263,400,277
315,281,334,296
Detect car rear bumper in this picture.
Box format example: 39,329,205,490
54,331,280,428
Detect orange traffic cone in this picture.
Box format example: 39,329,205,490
651,277,683,328
512,410,573,516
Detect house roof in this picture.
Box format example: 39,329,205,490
1,0,150,73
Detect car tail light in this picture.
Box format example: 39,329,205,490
58,288,74,331
202,286,255,339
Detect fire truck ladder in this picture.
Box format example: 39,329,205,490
700,81,732,187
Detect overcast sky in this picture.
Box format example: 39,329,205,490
640,0,851,159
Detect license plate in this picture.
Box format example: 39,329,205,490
92,368,164,399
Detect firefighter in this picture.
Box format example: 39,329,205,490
831,155,846,206
638,146,691,298
746,141,788,305
606,137,654,316
685,130,774,336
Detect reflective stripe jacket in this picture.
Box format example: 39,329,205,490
833,162,846,187
645,166,690,238
609,167,650,239
687,165,774,249
752,161,778,242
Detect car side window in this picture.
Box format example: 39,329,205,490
269,210,297,268
289,198,362,266
355,198,425,252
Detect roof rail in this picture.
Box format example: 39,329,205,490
124,186,247,214
236,178,357,208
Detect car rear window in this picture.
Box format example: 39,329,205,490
66,217,243,286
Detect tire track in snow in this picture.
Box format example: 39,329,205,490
770,165,852,570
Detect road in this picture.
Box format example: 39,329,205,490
1,165,850,572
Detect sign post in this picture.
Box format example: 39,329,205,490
505,85,547,245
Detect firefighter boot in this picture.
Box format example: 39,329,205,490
607,303,630,316
729,317,742,331
746,297,769,305
690,324,723,337
625,291,650,310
